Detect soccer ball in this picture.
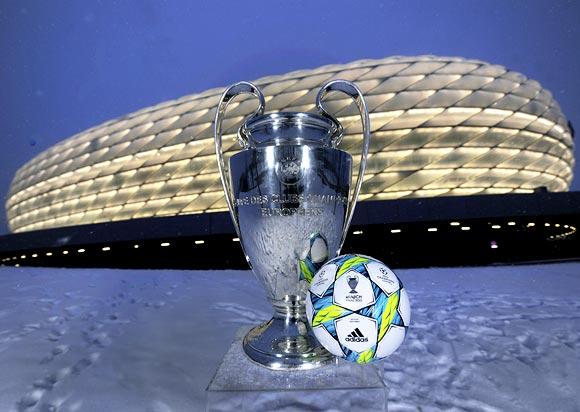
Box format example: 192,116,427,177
306,254,410,364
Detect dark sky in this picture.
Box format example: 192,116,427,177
0,0,578,234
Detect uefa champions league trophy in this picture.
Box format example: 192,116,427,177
214,79,370,370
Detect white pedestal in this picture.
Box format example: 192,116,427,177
206,327,388,412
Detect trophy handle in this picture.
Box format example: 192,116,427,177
316,80,371,251
214,81,265,238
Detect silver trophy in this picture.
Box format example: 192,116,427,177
214,80,370,370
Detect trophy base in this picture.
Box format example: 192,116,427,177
207,326,388,412
243,316,335,370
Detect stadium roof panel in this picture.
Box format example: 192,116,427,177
5,55,575,233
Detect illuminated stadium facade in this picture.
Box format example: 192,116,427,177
5,56,574,233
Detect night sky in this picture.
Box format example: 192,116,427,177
0,1,578,234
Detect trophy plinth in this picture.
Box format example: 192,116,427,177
214,80,371,370
206,326,388,412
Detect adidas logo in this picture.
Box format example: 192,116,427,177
345,327,368,343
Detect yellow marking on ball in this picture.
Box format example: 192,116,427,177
299,260,313,283
336,256,370,279
312,304,346,327
378,291,400,342
357,348,375,364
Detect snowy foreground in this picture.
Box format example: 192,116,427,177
0,263,579,412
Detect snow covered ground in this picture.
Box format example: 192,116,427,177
0,263,579,412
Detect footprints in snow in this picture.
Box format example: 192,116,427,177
15,278,181,411
385,292,580,411
40,345,69,365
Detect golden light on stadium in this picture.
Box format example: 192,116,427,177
5,56,574,233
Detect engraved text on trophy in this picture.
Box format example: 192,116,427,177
234,193,348,217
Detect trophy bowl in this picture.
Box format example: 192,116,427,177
214,80,370,370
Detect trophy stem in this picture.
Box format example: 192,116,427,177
242,295,336,370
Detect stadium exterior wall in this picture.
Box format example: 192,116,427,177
6,56,574,233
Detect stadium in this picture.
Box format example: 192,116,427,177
0,56,577,268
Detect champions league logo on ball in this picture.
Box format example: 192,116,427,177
343,272,367,304
347,274,359,293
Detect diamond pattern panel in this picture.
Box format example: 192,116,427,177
5,55,574,233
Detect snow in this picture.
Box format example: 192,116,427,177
0,263,579,411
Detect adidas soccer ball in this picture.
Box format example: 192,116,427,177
306,254,410,364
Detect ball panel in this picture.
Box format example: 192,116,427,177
398,288,411,326
333,270,376,312
309,263,337,297
335,313,377,353
375,325,406,358
312,324,345,357
367,261,400,295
